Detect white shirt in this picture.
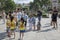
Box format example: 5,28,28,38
17,12,23,21
23,14,28,21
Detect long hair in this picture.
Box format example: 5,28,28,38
20,17,24,23
10,16,14,22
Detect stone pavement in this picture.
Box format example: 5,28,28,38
0,18,60,40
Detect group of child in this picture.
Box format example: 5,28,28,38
5,7,59,40
6,9,41,40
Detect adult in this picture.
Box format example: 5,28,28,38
23,11,28,29
37,10,42,30
51,7,58,29
17,8,23,22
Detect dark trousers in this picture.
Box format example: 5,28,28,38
25,21,27,27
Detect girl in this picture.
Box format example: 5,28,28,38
6,15,11,38
10,16,16,39
19,17,25,40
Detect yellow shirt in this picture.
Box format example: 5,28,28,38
6,19,10,27
19,22,25,30
10,20,16,29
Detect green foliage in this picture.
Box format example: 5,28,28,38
17,4,22,8
0,0,16,12
29,0,51,11
30,0,40,11
58,0,60,3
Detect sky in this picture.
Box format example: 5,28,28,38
14,0,33,4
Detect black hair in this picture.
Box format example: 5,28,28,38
37,10,40,13
10,16,14,22
17,8,20,11
20,17,24,23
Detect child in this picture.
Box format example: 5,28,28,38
32,14,36,30
6,15,11,38
19,17,25,40
37,21,41,31
28,15,33,30
29,14,36,31
10,16,16,39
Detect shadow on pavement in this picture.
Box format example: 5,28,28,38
25,29,32,33
40,28,54,32
36,27,55,33
0,32,7,40
43,23,51,28
43,25,50,28
45,23,51,25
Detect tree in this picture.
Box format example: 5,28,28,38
0,0,16,12
58,0,60,3
30,0,40,11
29,0,51,11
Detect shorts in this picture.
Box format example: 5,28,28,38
52,19,57,22
6,27,10,32
20,30,25,33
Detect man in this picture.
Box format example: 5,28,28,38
51,7,58,29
